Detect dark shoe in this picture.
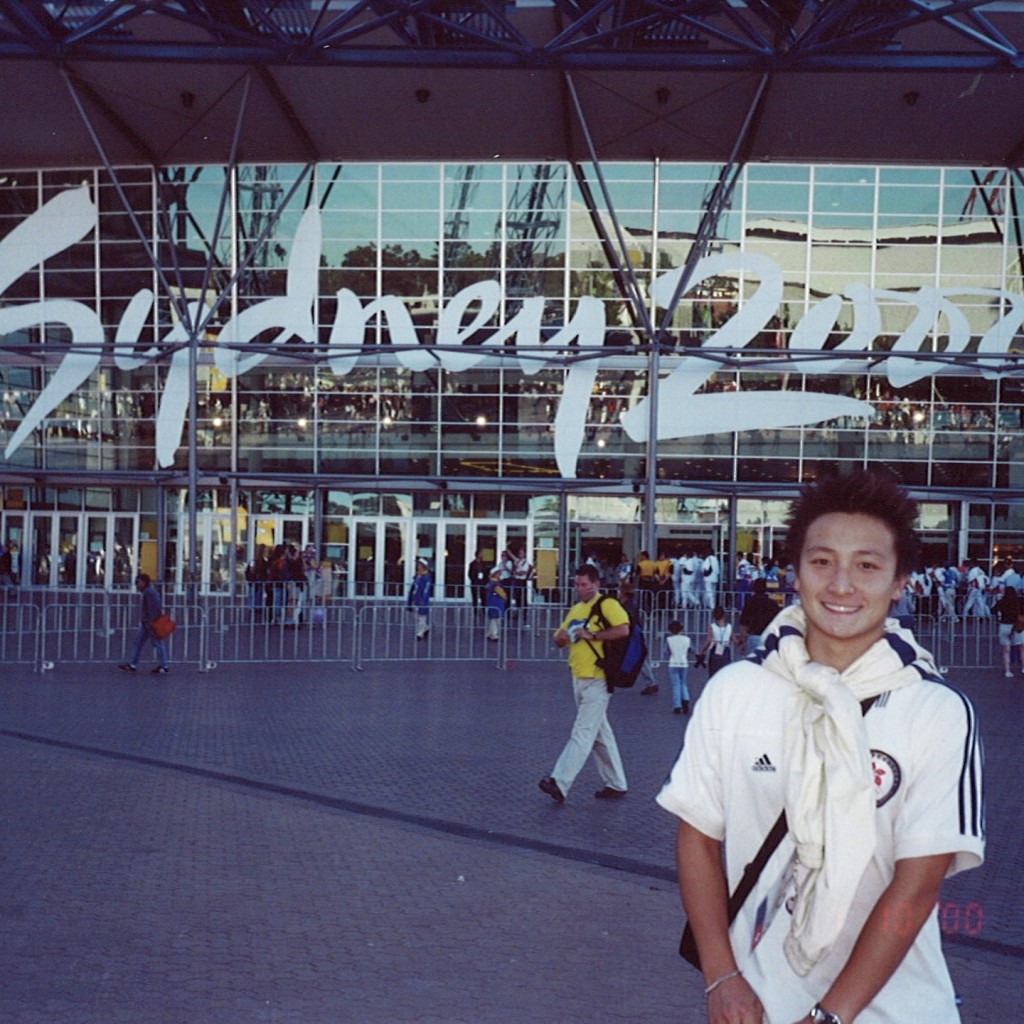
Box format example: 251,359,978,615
682,701,691,714
118,663,136,672
151,666,169,675
640,684,659,696
594,786,627,800
538,777,564,803
673,707,682,715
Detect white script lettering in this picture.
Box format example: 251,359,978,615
1,187,1020,476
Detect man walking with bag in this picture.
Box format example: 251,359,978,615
118,573,170,675
657,471,984,1024
538,564,630,803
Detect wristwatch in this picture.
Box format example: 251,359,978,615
809,1006,843,1024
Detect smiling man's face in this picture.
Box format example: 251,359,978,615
794,512,908,672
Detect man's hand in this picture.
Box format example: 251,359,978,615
677,822,765,1023
553,629,570,648
706,972,764,1024
802,853,953,1023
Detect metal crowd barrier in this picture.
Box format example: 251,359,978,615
352,601,516,670
202,597,358,670
0,587,1008,674
37,590,202,671
0,590,359,673
925,613,1000,673
348,599,719,670
0,594,41,666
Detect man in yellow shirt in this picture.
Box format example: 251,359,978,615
635,549,658,613
538,564,630,803
655,550,675,609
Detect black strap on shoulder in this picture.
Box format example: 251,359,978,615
581,595,608,662
679,694,880,964
726,694,880,921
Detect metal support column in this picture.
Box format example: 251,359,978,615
558,489,570,587
563,72,771,557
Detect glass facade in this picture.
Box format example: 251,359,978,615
2,160,1024,590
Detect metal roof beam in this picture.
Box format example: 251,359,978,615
1,0,1023,71
2,38,1024,70
0,0,62,47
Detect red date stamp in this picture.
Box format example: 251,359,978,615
881,900,983,938
938,900,984,937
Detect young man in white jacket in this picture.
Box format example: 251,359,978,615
658,471,984,1024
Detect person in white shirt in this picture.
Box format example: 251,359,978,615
1002,557,1021,593
702,550,721,609
511,545,535,618
664,619,693,714
962,560,990,618
735,553,754,610
676,550,702,609
657,470,984,1024
935,564,959,621
697,605,733,677
989,558,1019,604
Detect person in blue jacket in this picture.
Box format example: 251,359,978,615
485,568,509,642
118,573,170,674
407,558,434,640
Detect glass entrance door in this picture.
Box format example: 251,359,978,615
57,516,79,587
351,519,409,598
0,513,24,586
247,514,308,585
24,512,138,589
440,522,467,600
29,514,55,587
251,515,306,556
84,514,138,588
467,520,533,594
26,513,76,588
341,517,534,601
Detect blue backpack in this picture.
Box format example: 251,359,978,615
588,595,648,690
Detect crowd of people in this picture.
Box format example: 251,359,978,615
578,544,1024,632
576,547,795,613
244,542,332,626
898,557,1021,623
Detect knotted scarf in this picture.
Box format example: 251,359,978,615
755,604,939,975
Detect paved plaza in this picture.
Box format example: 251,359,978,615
1,647,1021,1023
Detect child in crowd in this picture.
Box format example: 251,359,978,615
665,620,692,714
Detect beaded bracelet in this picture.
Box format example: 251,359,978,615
704,969,743,997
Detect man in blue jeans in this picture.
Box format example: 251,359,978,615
118,573,170,674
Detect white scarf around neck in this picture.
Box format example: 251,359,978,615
755,603,940,975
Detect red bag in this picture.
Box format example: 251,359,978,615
150,613,176,639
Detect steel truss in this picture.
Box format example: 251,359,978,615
1,1,1023,72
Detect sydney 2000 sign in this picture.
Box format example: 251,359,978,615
3,185,1022,477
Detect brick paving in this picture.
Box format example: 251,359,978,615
0,653,1020,1023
